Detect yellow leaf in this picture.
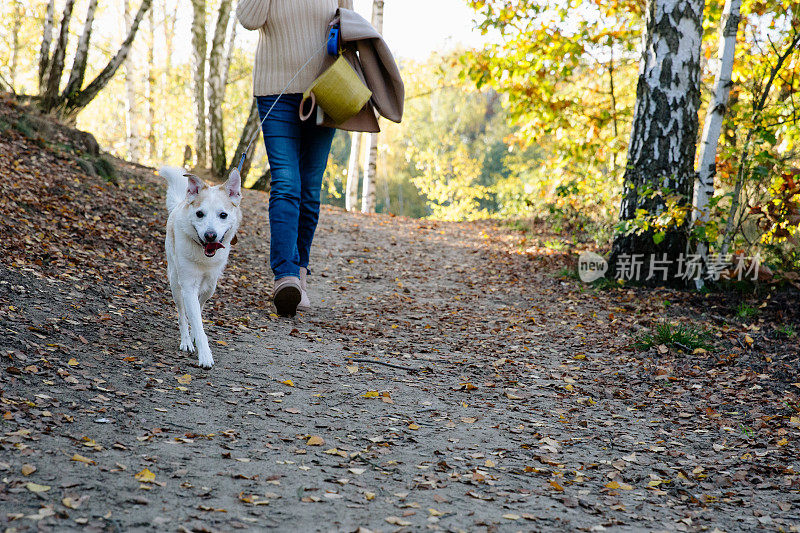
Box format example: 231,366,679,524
408,423,420,430
134,468,156,483
778,438,789,446
605,480,633,490
549,480,564,491
21,464,36,476
26,482,51,493
62,496,82,509
177,374,192,384
67,358,79,366
484,459,496,468
503,513,521,520
306,436,325,446
346,365,359,374
744,335,754,346
565,383,574,392
573,354,586,360
429,508,444,516
281,379,295,387
71,454,96,465
362,391,379,398
365,492,376,501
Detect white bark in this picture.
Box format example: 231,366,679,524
10,1,23,90
346,132,362,212
190,0,208,169
41,0,76,109
124,0,142,163
694,0,740,213
691,0,740,287
63,0,99,100
160,1,178,159
610,0,705,282
360,0,384,214
38,0,56,93
208,0,234,177
60,0,153,121
146,5,157,160
362,132,378,213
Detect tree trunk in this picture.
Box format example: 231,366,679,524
62,0,99,102
41,0,76,112
146,6,157,160
360,0,384,214
124,0,142,163
160,1,178,160
10,0,23,91
691,0,740,287
59,0,154,122
228,99,261,181
38,0,56,94
609,0,705,285
190,0,208,169
346,132,362,212
362,132,378,213
208,0,234,177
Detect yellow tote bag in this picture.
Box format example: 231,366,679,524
300,55,372,125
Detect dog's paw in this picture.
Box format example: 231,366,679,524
180,339,195,353
197,354,214,369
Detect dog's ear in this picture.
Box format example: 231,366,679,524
225,168,242,205
184,173,206,201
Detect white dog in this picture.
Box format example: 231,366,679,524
160,166,242,369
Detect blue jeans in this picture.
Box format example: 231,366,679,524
257,94,335,280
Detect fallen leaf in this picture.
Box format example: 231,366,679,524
385,516,412,526
21,464,36,476
307,436,325,446
26,482,51,493
176,374,192,384
134,468,156,483
71,454,96,465
281,379,295,387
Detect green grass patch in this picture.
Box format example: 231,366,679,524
736,302,759,319
634,321,712,352
777,324,796,338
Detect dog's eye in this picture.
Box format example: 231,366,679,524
196,211,205,218
219,212,228,220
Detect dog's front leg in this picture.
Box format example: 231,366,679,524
182,287,214,369
169,275,193,352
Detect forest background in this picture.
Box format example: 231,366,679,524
0,0,798,276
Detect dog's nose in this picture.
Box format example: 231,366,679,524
203,230,217,243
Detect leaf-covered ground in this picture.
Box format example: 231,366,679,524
1,98,799,532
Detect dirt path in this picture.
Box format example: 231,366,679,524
1,100,799,532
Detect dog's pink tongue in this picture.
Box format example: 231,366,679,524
204,242,224,255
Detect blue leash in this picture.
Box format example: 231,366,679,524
237,29,339,173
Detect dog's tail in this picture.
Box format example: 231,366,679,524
159,166,188,213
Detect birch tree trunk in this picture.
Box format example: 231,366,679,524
360,0,384,214
228,100,261,181
691,0,740,287
62,0,99,104
160,1,178,160
124,0,142,163
10,1,23,91
38,0,56,94
190,0,208,169
59,0,154,122
146,6,157,160
41,0,77,112
346,132,362,212
208,0,234,177
608,0,705,285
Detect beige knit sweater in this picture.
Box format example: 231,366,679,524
237,0,354,96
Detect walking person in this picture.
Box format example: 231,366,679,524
236,0,353,317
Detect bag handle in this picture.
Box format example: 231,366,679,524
299,92,316,121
